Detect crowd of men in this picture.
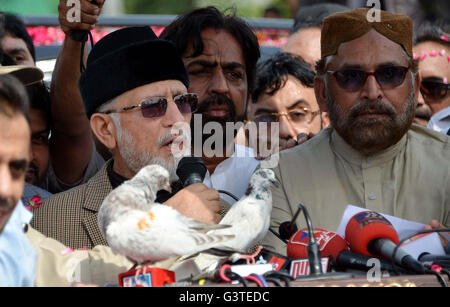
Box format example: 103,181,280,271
0,0,449,286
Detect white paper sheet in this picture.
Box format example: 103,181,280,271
336,205,445,259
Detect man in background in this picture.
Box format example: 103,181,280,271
161,7,261,204
0,72,37,286
282,3,349,68
248,52,329,157
413,22,450,132
264,8,449,254
0,9,105,195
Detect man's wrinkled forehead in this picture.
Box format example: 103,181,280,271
183,28,245,63
330,29,410,69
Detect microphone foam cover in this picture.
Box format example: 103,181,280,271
287,228,349,261
176,156,207,184
345,211,399,256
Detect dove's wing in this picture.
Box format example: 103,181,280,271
105,204,234,263
210,196,268,252
187,219,231,234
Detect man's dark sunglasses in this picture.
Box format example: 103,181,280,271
328,65,410,91
420,80,450,100
104,93,198,118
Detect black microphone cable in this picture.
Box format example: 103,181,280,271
391,228,450,287
263,270,294,287
218,190,239,202
297,203,323,275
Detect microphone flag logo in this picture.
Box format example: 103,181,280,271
353,211,393,229
289,228,337,252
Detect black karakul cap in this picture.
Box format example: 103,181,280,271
79,26,190,119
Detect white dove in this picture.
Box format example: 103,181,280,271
98,164,234,266
207,168,278,263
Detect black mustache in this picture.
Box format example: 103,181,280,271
195,94,236,118
349,100,396,120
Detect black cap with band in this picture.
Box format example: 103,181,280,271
79,26,190,119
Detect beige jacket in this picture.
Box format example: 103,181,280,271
264,125,450,255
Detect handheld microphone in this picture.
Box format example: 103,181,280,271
279,204,303,240
345,211,426,274
176,156,207,187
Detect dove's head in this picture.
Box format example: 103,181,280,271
246,168,278,197
134,164,171,192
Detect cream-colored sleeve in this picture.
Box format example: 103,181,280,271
26,226,133,286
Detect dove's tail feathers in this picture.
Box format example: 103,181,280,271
188,221,232,233
191,233,235,248
202,246,247,257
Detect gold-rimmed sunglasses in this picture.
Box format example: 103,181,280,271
103,93,198,118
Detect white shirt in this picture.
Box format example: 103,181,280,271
427,107,450,134
203,144,260,204
0,201,37,286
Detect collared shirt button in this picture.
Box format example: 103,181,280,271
369,193,376,200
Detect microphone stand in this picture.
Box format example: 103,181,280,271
295,203,359,281
299,203,323,275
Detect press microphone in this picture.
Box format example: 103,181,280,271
418,253,450,268
287,228,349,262
345,211,426,274
176,156,207,187
279,204,303,240
335,251,412,274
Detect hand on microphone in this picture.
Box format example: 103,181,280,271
164,183,222,224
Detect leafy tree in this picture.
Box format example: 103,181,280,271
124,0,196,15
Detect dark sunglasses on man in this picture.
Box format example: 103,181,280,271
420,79,450,101
103,93,198,118
327,65,410,91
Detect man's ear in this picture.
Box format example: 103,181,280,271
90,113,118,150
321,111,330,129
314,76,328,113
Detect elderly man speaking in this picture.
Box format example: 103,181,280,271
263,8,450,254
32,26,223,250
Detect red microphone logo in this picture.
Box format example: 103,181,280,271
287,228,349,261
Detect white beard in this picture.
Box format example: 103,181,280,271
116,125,180,183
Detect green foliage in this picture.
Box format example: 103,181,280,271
124,0,196,15
267,0,292,18
123,0,282,18
195,1,263,18
0,0,59,15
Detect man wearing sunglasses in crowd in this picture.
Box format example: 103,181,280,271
160,7,262,205
413,22,450,134
31,26,224,250
247,52,329,158
263,8,450,254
